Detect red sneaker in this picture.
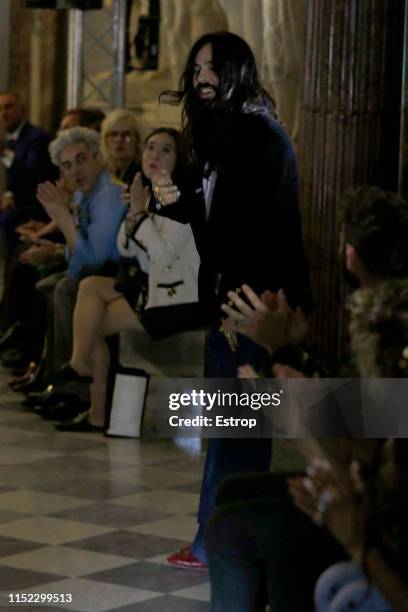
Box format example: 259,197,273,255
167,545,208,570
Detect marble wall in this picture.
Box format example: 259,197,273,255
124,0,307,137
7,0,66,132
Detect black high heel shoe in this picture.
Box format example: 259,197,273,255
50,363,93,386
22,385,68,409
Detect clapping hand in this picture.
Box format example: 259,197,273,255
288,460,367,563
37,181,71,219
19,239,62,267
55,178,73,209
129,172,150,215
16,220,46,243
221,285,307,354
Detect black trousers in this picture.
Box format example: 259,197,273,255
206,472,346,612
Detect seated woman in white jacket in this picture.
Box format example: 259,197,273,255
63,127,200,431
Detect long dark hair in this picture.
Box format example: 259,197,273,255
160,32,277,165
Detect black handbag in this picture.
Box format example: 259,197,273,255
140,302,205,340
114,257,147,309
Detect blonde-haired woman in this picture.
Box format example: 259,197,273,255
100,109,142,184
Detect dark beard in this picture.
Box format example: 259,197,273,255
189,91,238,169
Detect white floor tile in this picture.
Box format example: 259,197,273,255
100,466,200,488
0,489,92,515
0,544,136,578
0,516,114,545
0,444,63,465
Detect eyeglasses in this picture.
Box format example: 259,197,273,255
106,130,134,143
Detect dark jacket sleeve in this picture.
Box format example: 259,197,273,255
212,114,313,313
8,125,57,210
148,193,192,224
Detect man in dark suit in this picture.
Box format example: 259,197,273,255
150,32,313,568
0,90,56,253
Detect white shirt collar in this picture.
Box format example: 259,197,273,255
7,120,26,141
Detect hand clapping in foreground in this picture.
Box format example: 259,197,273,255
221,284,308,354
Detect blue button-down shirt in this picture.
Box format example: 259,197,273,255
67,169,127,279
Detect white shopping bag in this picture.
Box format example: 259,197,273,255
107,368,149,438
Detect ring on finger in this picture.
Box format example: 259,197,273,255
236,316,247,327
153,185,160,195
316,489,333,521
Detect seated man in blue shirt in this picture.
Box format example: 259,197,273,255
36,126,126,375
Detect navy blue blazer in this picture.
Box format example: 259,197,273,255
6,122,57,210
151,112,313,320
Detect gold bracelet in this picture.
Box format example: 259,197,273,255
127,210,145,220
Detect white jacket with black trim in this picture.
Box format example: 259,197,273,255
117,214,200,310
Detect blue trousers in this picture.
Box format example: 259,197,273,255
192,326,272,562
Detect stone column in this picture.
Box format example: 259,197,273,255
298,0,405,366
8,2,67,132
0,0,11,90
9,0,32,99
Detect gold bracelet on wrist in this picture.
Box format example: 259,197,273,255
127,210,145,220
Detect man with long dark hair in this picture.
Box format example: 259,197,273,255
151,31,313,568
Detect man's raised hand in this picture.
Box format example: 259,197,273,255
36,181,70,218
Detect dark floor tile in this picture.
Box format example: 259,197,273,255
170,481,202,494
0,455,121,488
0,566,64,590
0,418,49,433
87,561,208,592
163,459,205,474
0,510,28,526
110,595,210,611
0,401,27,412
17,608,63,612
0,485,16,494
50,502,172,527
12,435,106,454
0,536,45,558
37,478,147,500
69,531,187,559
25,455,114,474
0,465,78,488
0,606,64,612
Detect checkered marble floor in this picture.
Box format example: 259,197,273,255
0,368,210,611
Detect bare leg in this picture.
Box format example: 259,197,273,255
70,276,123,376
89,339,110,427
88,296,142,426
